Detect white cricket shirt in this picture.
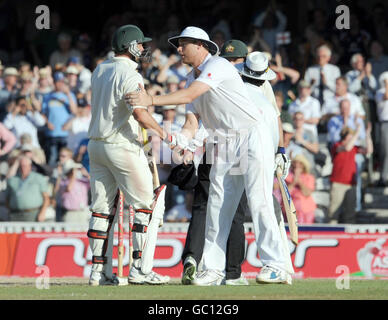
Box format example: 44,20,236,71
88,56,144,143
186,54,263,137
259,80,280,117
245,82,279,153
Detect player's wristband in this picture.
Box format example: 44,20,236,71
277,147,286,154
164,133,176,147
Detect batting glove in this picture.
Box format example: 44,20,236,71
164,133,189,150
186,138,203,153
275,147,291,179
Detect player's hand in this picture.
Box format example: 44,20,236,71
183,150,194,165
275,150,291,179
47,122,54,131
126,83,153,106
164,132,189,150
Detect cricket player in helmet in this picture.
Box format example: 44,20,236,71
87,24,177,286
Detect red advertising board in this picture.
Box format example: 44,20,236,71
5,230,388,278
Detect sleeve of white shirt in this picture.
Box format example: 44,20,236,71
312,99,322,118
123,73,148,111
28,111,46,127
195,58,229,89
353,95,366,116
325,65,341,93
262,81,280,117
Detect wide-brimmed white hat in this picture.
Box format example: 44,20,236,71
168,26,219,55
240,51,276,81
3,67,19,77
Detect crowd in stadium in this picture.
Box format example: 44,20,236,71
0,0,387,225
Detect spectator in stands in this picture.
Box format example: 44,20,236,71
54,159,90,223
7,142,51,177
346,53,377,100
51,147,73,181
17,73,42,112
321,76,366,125
34,67,54,103
369,40,388,82
164,75,185,125
274,90,293,125
288,80,321,138
138,57,161,85
282,122,300,160
376,72,388,186
327,99,366,150
327,99,366,212
76,33,93,70
248,28,272,54
346,53,379,151
304,44,341,106
283,154,316,224
270,51,301,100
75,138,89,172
41,72,77,166
49,33,82,70
252,1,287,55
3,95,45,148
0,122,17,160
65,65,79,95
329,126,361,224
5,156,50,222
9,133,47,165
0,67,19,121
67,56,92,95
165,191,193,222
292,111,319,174
158,54,191,83
62,97,91,154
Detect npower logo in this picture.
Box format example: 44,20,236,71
34,236,340,276
35,237,183,277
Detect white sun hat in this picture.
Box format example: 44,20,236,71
168,26,219,55
240,51,277,81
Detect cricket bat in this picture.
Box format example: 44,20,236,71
142,128,160,189
276,168,298,245
128,205,135,270
117,190,125,277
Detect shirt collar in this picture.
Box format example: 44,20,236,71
197,53,212,72
112,56,138,70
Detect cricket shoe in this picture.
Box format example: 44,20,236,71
181,256,197,285
88,271,120,286
256,265,291,284
128,266,170,285
225,275,249,286
192,269,225,286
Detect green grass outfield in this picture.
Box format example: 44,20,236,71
0,278,388,300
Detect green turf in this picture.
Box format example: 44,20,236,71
1,279,388,300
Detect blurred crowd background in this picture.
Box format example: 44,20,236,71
0,0,387,225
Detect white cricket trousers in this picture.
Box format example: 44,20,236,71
88,139,154,213
202,122,286,273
